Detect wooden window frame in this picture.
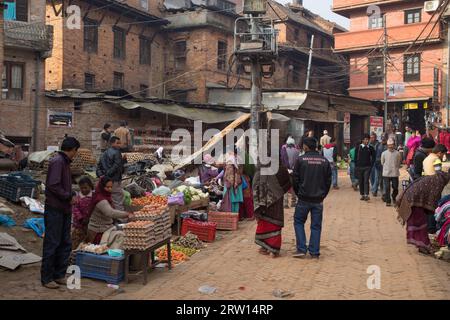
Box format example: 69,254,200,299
84,73,95,90
113,72,124,90
404,9,421,25
368,13,384,30
174,40,187,71
368,57,383,85
16,0,28,22
217,40,228,71
404,54,421,82
113,27,126,60
83,18,99,54
139,36,151,65
2,61,25,100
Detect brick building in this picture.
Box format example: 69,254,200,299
45,0,169,97
0,0,53,150
333,0,445,133
266,0,348,93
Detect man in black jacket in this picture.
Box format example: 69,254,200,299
412,137,435,180
355,134,376,201
292,137,331,259
97,136,125,210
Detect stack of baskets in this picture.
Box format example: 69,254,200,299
123,221,155,251
123,152,157,164
70,149,96,175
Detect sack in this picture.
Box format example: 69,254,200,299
23,218,45,238
168,192,185,206
152,186,171,196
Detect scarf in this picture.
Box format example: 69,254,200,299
396,171,450,225
88,178,114,215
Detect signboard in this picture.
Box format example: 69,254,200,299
243,0,267,14
370,116,384,141
388,83,405,97
433,67,439,105
48,110,73,127
344,112,351,144
404,102,419,110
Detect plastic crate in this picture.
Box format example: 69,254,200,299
0,173,40,202
75,252,125,285
208,211,239,231
181,218,217,242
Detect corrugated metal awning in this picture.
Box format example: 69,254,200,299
108,100,248,124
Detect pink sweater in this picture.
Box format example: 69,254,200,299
72,192,93,229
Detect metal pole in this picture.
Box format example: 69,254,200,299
305,34,314,90
383,15,388,133
249,16,262,167
446,21,450,128
33,53,41,151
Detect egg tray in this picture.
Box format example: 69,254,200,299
124,239,155,246
124,231,155,238
124,221,155,229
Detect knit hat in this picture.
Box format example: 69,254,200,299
421,138,436,149
286,137,296,145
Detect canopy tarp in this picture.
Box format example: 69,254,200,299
109,100,247,124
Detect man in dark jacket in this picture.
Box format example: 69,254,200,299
41,137,80,289
99,123,112,153
355,134,376,201
97,136,125,210
292,137,332,259
412,137,436,180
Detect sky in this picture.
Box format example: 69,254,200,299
277,0,350,29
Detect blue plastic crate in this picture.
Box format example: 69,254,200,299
75,252,125,285
0,177,38,202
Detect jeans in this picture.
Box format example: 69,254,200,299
357,166,371,196
370,163,383,194
331,164,338,187
349,162,358,186
294,200,324,256
383,177,399,204
41,206,72,285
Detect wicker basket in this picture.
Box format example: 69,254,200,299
208,211,239,231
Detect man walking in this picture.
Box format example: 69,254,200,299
114,121,131,153
41,137,80,289
355,134,376,201
369,133,382,197
292,137,332,259
381,138,402,207
322,137,339,189
97,136,126,210
100,123,112,153
281,136,300,208
320,130,331,148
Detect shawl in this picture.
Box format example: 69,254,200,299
88,178,114,216
406,136,421,150
396,171,450,225
252,164,291,226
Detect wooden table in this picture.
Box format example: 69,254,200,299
124,238,172,285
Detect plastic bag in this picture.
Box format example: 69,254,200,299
23,218,45,238
20,197,45,214
180,210,208,221
168,192,185,206
0,214,16,227
123,190,131,207
152,186,171,196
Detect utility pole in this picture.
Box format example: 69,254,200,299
250,16,262,164
305,34,314,90
383,15,388,133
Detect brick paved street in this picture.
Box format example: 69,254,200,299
113,172,450,300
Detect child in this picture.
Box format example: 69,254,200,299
71,176,94,250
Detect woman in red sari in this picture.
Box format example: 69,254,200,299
253,162,291,258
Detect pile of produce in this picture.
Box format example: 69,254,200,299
172,186,209,205
171,244,198,257
77,243,109,255
131,194,168,207
156,247,188,265
173,232,204,249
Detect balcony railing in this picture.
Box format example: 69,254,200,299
335,21,441,52
333,0,404,13
4,20,53,52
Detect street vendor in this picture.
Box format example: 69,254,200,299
198,154,219,185
169,169,187,189
87,177,134,249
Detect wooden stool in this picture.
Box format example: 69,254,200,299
124,238,172,285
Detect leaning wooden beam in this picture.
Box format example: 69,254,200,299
174,113,251,171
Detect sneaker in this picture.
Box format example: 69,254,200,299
292,252,307,259
365,196,370,201
42,281,60,289
386,202,392,207
54,278,66,285
360,196,365,201
309,254,320,260
352,184,358,191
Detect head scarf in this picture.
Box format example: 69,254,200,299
286,137,296,146
396,171,450,224
203,154,215,165
156,147,164,158
88,177,114,215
